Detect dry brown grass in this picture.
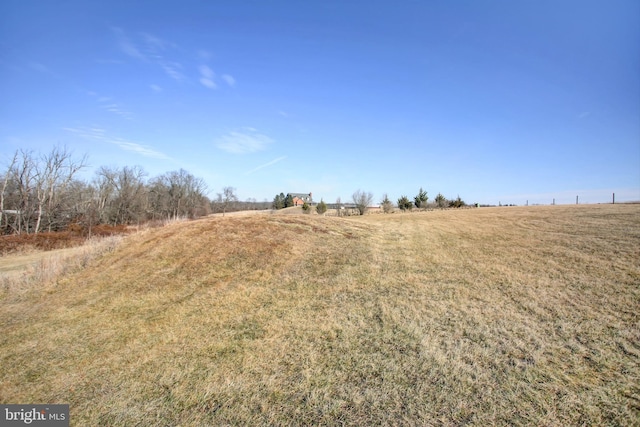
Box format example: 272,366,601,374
1,205,638,426
0,236,123,293
0,224,131,255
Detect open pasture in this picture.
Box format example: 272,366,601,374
1,205,639,425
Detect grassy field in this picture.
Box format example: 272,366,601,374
1,205,639,425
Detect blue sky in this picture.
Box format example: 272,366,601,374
1,0,639,205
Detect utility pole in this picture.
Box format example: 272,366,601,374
576,195,579,205
613,193,615,204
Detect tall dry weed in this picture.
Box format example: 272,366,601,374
0,235,122,295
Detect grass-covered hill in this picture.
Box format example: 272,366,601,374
1,205,639,425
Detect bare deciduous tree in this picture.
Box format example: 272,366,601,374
150,169,209,220
93,168,116,224
216,186,238,216
352,189,373,216
13,150,37,233
0,145,219,234
96,165,148,225
1,151,18,233
2,148,86,233
34,145,87,233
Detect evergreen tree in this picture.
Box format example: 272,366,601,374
272,193,285,209
397,195,412,211
381,193,393,213
284,193,294,208
450,195,465,208
316,199,327,215
414,187,428,209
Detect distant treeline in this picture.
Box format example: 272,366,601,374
1,146,478,234
0,146,267,235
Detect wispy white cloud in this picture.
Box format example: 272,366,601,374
87,91,134,120
112,29,237,90
101,103,133,120
200,78,217,89
199,65,216,89
197,65,236,89
112,27,145,60
112,28,185,81
112,140,171,159
64,126,170,160
197,49,212,61
199,65,214,78
141,32,172,51
161,61,184,81
278,110,289,118
27,62,60,78
245,156,287,175
578,111,590,119
137,32,185,81
62,126,106,140
222,74,235,87
150,84,162,92
216,129,274,154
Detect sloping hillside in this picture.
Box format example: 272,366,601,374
1,206,639,426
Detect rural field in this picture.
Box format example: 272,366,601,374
1,204,639,426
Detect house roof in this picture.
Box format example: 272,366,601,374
289,193,312,199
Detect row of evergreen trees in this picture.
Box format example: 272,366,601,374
381,188,467,213
272,187,467,216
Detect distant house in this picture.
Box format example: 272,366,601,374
289,193,313,206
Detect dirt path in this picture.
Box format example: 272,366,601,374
0,247,84,278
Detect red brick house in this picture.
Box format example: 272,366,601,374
290,193,313,206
